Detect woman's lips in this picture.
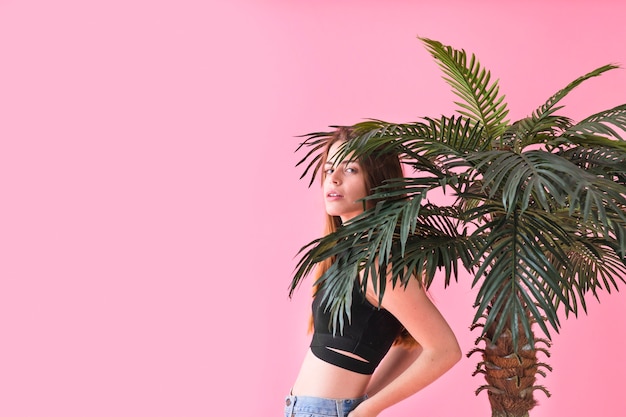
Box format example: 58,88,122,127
326,191,343,200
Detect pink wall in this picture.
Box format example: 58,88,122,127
1,0,625,416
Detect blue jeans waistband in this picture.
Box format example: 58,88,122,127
284,394,367,417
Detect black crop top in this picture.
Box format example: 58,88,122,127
310,279,404,375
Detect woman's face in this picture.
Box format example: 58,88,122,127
323,141,368,223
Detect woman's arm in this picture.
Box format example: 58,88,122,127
352,276,462,417
365,344,422,396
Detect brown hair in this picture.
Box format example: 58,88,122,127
310,126,418,348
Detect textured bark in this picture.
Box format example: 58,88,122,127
483,330,537,416
470,304,551,417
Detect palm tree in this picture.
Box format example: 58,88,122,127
289,37,626,417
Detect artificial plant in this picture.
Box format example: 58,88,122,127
289,37,626,417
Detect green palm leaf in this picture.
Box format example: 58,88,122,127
548,238,626,315
467,149,626,228
471,213,573,344
420,37,509,139
563,103,626,141
349,117,488,162
558,145,626,183
533,64,619,120
500,115,573,150
295,129,336,187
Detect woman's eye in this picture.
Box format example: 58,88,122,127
345,167,357,174
325,168,334,175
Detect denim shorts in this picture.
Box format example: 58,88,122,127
284,394,367,417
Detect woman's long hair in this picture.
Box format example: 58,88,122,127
309,126,418,348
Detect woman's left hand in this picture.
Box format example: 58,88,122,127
347,401,379,417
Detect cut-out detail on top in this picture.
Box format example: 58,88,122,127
326,347,370,363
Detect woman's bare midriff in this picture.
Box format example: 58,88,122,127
291,349,372,398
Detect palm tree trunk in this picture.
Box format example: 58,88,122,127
470,304,551,417
482,329,536,417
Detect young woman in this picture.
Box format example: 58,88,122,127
286,127,462,417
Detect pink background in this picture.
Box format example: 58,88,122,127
1,1,625,416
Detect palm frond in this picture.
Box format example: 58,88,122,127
466,149,626,227
349,117,489,160
532,64,620,120
314,250,359,335
290,191,483,332
544,233,626,316
466,150,572,213
289,190,428,298
499,115,574,151
295,129,336,187
557,145,626,184
419,37,509,139
470,211,578,344
563,103,626,141
331,118,491,194
391,204,481,287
